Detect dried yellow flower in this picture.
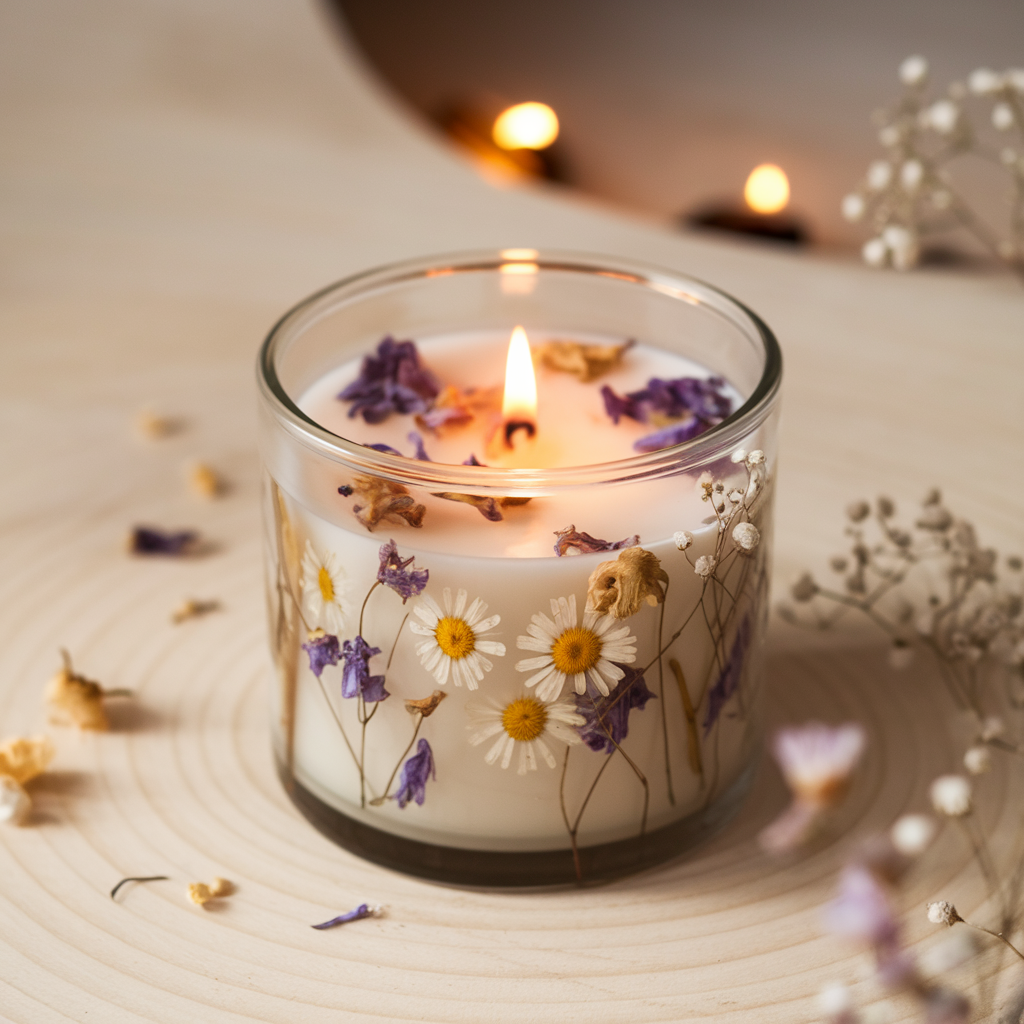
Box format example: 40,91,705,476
587,547,668,618
135,409,177,439
46,651,108,730
351,476,426,531
171,598,221,624
0,735,55,785
209,877,234,897
189,877,233,906
534,339,635,382
404,690,448,718
188,463,222,499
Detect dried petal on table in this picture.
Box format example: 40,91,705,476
188,462,223,499
0,735,55,784
311,903,384,930
128,526,200,556
171,599,221,624
45,651,112,730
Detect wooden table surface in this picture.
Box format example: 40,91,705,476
2,3,1023,1021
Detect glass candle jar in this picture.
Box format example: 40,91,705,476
257,250,782,887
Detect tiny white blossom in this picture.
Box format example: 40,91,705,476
694,555,717,579
963,746,991,775
732,521,760,552
867,159,893,191
927,900,960,926
899,55,929,86
891,813,937,855
862,237,888,267
0,775,30,825
729,448,747,464
842,193,866,222
746,449,765,466
673,530,693,551
968,68,1002,94
900,159,924,192
927,99,959,134
930,774,972,817
728,488,744,503
993,102,1015,131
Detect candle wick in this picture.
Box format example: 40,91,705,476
503,420,536,448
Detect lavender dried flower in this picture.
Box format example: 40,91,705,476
553,525,639,557
633,417,707,453
703,619,751,735
340,636,389,703
376,540,428,602
337,336,440,423
311,903,384,930
575,667,655,754
392,738,435,808
301,631,341,680
129,526,199,556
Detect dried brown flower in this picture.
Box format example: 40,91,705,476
0,735,54,785
587,546,668,618
188,463,223,499
533,338,635,382
351,475,426,531
404,690,447,718
46,651,110,730
171,599,222,624
432,491,530,522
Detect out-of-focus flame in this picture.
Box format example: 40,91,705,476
744,164,790,214
502,325,537,427
492,103,560,151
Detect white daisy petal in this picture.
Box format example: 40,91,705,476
516,655,553,671
463,597,485,624
409,621,435,636
529,614,559,640
485,734,508,764
470,722,505,745
517,636,552,653
451,588,467,618
536,673,565,701
522,665,559,690
534,738,557,769
520,744,535,775
573,672,590,695
500,736,515,770
473,613,501,633
476,641,505,656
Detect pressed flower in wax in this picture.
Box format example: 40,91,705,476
533,338,634,382
586,546,667,619
703,618,750,735
553,525,639,558
404,690,447,717
340,636,389,703
392,738,435,808
337,336,440,423
409,588,505,689
376,540,428,602
467,694,584,775
348,475,426,530
302,630,341,680
575,666,655,753
300,541,352,635
515,594,637,700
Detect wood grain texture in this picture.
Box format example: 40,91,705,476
1,2,1023,1021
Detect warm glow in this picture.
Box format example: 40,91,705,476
502,326,537,424
744,164,790,214
492,103,560,151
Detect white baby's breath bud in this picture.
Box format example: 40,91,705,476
867,159,893,191
899,55,929,86
746,450,765,466
673,530,693,551
732,521,760,552
927,900,961,926
791,572,818,602
694,555,717,579
927,99,959,134
818,982,853,1017
899,160,924,192
980,716,1004,741
993,102,1015,131
0,775,31,825
930,774,972,817
879,124,902,148
729,449,747,464
883,225,919,270
891,813,937,855
968,68,1002,95
888,641,915,670
842,193,866,222
862,237,888,268
728,488,744,503
963,746,991,775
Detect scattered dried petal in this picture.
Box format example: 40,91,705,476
338,336,440,423
633,418,708,452
188,463,222,499
45,652,110,730
586,546,667,617
554,525,639,557
404,690,447,718
416,384,500,435
209,877,234,897
171,599,221,624
0,736,54,785
135,410,179,439
129,526,199,556
601,375,732,426
311,903,384,930
188,882,214,906
433,491,530,522
534,338,634,382
0,775,31,825
351,476,426,531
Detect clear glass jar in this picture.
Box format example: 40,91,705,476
257,250,782,886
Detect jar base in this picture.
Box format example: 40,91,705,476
277,756,756,889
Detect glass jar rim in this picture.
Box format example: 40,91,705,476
257,249,782,495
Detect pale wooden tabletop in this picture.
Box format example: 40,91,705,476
2,3,1023,1022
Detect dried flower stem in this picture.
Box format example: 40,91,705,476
371,713,423,807
656,584,675,806
110,876,169,900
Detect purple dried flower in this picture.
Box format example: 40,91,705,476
337,484,354,497
392,738,435,808
600,385,642,424
824,865,898,947
129,526,199,556
576,666,656,753
338,336,441,424
773,722,866,805
703,617,750,735
377,539,428,602
364,443,403,456
301,632,341,680
633,417,707,452
407,432,431,461
418,405,472,431
340,636,389,703
311,903,382,930
462,453,483,466
553,525,640,557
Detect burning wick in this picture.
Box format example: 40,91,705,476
501,325,538,448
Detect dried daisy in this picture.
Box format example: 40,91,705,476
586,547,668,618
349,475,426,531
171,599,221,624
188,462,223,499
0,775,31,826
46,650,130,730
0,735,55,784
188,877,233,906
533,338,634,382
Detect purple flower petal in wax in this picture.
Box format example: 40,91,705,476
364,443,404,456
129,526,199,556
340,636,389,703
462,453,483,466
601,385,642,424
392,738,435,808
311,903,381,930
633,417,707,452
553,525,640,557
337,485,354,497
301,633,341,680
407,432,431,461
377,539,428,602
337,336,440,423
703,617,750,735
575,666,656,754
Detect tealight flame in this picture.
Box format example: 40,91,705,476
493,103,560,151
744,164,790,214
501,325,537,445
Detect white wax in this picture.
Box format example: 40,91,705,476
271,331,768,852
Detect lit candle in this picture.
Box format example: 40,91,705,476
259,251,781,885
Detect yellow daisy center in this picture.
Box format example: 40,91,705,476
318,566,335,603
435,616,476,660
502,697,548,742
550,626,602,676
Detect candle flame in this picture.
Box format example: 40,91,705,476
744,164,790,214
502,325,537,441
